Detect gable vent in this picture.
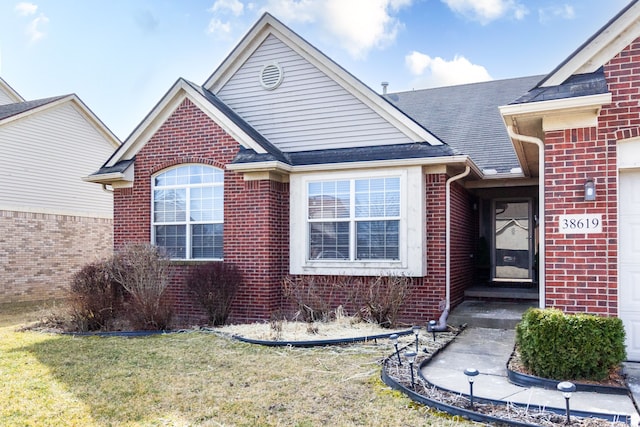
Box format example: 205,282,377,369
259,62,284,90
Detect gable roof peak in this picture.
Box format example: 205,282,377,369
539,0,640,88
0,77,26,104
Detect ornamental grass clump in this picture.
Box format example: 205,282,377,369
515,308,626,380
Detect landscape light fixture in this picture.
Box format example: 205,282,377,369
428,320,437,341
584,179,596,201
412,325,421,352
464,368,479,409
405,350,417,389
557,381,576,424
389,334,402,366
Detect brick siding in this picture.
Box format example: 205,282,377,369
0,210,113,303
113,97,476,325
542,38,640,315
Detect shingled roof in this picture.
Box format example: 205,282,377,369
0,96,67,122
384,75,542,174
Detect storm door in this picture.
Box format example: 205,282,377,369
492,199,533,282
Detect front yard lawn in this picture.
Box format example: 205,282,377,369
0,303,467,426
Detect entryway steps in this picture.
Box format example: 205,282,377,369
447,300,537,329
464,285,539,300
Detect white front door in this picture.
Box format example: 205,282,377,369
619,169,640,361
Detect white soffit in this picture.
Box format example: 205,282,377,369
542,1,640,87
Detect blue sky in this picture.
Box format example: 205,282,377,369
0,0,632,140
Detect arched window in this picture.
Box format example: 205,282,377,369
152,165,223,259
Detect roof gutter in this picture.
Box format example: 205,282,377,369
506,125,545,308
445,165,471,311
226,155,482,176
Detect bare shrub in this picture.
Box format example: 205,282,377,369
349,275,413,328
185,262,241,326
69,261,124,331
109,244,172,330
282,275,350,322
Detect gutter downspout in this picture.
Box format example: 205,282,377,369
506,125,545,309
445,165,471,312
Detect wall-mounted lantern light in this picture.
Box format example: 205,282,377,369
584,179,596,201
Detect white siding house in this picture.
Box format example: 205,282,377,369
0,79,120,303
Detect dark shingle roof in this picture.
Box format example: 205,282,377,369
0,96,67,121
511,68,608,104
384,76,542,173
183,80,291,164
232,142,457,166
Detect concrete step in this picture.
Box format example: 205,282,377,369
447,300,538,329
464,285,539,300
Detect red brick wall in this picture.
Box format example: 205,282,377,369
449,180,477,307
113,97,471,326
542,38,640,315
113,98,289,324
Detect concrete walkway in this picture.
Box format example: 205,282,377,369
420,327,639,421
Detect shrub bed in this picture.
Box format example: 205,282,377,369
515,308,626,380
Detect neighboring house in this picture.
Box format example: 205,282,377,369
86,2,640,360
0,77,120,303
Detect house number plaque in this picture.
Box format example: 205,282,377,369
558,214,602,234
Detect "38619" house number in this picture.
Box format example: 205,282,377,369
558,214,602,234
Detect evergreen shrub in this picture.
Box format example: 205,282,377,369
515,308,626,380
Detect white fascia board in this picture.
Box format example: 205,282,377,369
227,155,480,176
499,93,612,120
0,94,121,148
82,171,126,183
105,80,267,168
204,14,442,146
542,2,640,87
0,77,25,103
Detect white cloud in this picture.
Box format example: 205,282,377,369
261,0,412,59
15,2,38,16
405,51,492,88
207,18,233,37
538,5,575,23
25,14,49,43
209,0,244,17
442,0,528,24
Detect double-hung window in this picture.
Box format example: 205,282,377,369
152,165,223,260
308,177,400,261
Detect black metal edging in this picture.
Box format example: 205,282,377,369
232,329,414,347
381,353,633,425
62,330,177,337
381,360,538,427
506,362,630,395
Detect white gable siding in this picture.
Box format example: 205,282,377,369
217,34,412,152
0,103,114,217
0,88,16,106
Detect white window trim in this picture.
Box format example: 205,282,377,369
290,166,425,277
151,164,224,261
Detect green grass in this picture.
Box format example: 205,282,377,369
0,303,472,426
